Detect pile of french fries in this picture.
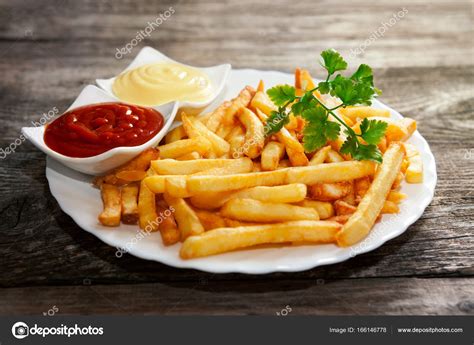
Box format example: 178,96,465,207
96,69,423,259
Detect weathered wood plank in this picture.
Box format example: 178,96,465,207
0,0,472,69
0,278,472,315
0,0,472,314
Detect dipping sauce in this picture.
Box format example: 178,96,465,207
44,103,164,158
112,62,213,106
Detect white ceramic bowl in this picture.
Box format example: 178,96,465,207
22,85,179,175
96,46,231,115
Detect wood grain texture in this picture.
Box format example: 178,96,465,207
1,278,472,315
0,0,473,315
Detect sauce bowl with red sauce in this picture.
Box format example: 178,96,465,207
22,85,179,175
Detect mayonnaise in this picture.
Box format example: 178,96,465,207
112,62,213,106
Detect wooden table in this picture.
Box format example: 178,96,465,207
0,0,472,315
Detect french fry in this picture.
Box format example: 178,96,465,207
341,180,356,205
399,118,417,140
223,218,260,228
223,86,255,125
250,91,277,116
336,142,405,246
377,136,388,153
225,124,245,141
146,167,156,176
309,146,331,165
339,106,391,121
228,128,246,158
95,148,159,186
286,147,310,167
193,162,254,176
205,101,231,132
165,176,191,198
156,199,180,246
327,214,352,225
187,169,288,193
145,159,255,195
98,183,121,226
381,200,400,214
255,108,309,166
163,193,204,240
286,161,375,185
334,200,357,216
392,171,404,190
354,176,371,200
295,69,325,101
231,184,307,203
182,114,230,156
237,107,265,159
144,175,168,193
190,184,307,209
221,198,319,222
180,220,341,259
138,180,159,231
295,68,316,90
165,126,187,144
261,141,285,170
121,183,139,224
115,170,147,182
158,137,212,159
215,123,235,139
387,191,407,203
285,114,298,131
188,191,233,209
309,181,352,201
193,209,227,231
325,149,345,163
405,154,423,183
152,158,253,175
352,117,417,142
256,79,265,92
296,200,334,219
339,114,355,127
176,151,201,160
403,143,423,183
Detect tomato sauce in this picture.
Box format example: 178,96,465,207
44,103,164,158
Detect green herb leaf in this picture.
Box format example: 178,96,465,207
359,118,388,145
291,91,316,115
301,106,340,152
353,144,383,163
266,85,296,107
265,108,290,135
320,49,347,75
351,64,373,83
265,49,386,162
318,81,330,94
340,131,358,156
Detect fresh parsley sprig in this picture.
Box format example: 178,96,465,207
265,49,387,163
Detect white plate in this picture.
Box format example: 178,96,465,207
46,69,437,274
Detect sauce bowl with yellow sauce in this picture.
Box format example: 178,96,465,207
97,46,231,115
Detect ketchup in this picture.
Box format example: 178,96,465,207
44,103,164,158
